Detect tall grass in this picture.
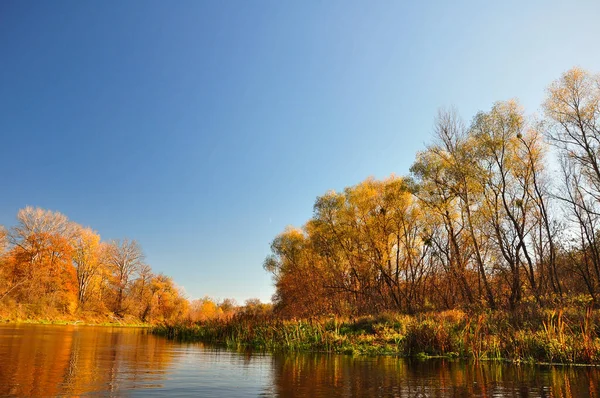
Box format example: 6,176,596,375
152,307,600,364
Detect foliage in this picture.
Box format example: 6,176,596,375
264,67,600,318
0,206,189,324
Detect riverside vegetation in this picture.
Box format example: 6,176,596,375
153,298,600,364
155,67,600,364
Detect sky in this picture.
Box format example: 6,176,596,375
1,0,599,304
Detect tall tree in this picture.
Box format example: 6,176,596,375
545,67,600,301
7,207,77,311
105,239,144,316
71,226,105,308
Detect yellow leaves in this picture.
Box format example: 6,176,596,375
13,207,75,244
189,297,235,322
263,66,600,317
0,207,191,323
0,226,7,255
545,67,600,124
72,227,102,271
266,173,430,316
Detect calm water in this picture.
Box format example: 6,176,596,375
0,325,598,397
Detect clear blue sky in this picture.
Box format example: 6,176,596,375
1,1,599,303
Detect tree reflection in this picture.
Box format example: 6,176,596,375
268,354,600,397
1,326,598,397
0,325,174,396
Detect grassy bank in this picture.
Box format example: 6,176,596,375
0,305,151,327
1,318,150,327
153,307,600,364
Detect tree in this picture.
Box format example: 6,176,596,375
265,226,331,317
0,226,7,255
470,101,547,307
545,67,600,301
71,226,105,308
150,274,188,322
545,67,600,201
6,207,78,312
411,129,476,308
105,239,144,316
131,264,155,321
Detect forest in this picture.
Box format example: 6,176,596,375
0,206,241,324
264,67,600,318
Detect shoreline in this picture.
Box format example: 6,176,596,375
152,328,600,367
152,308,600,366
1,318,151,327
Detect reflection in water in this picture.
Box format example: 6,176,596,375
0,324,272,397
0,325,598,397
0,325,174,396
269,354,599,397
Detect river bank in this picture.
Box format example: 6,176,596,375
2,319,150,327
153,308,600,365
0,311,150,327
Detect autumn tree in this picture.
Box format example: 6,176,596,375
0,226,7,254
105,239,144,317
218,298,238,318
0,207,190,323
266,176,433,317
0,226,10,302
130,264,155,321
411,132,476,308
6,207,78,312
265,226,333,317
150,274,188,323
545,67,600,300
189,296,222,321
71,226,105,308
469,101,558,307
413,109,504,309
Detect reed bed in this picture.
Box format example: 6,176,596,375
152,307,600,364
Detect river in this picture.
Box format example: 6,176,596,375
0,324,597,397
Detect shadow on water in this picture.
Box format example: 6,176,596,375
0,324,598,397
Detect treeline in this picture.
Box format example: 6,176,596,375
265,67,600,317
0,206,191,323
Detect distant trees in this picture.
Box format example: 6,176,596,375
265,67,600,318
0,206,189,323
188,297,238,321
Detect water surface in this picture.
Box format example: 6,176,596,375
0,324,598,396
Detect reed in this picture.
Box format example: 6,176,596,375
152,307,600,364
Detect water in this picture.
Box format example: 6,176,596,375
0,324,598,397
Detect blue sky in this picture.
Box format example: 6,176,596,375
1,1,599,303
